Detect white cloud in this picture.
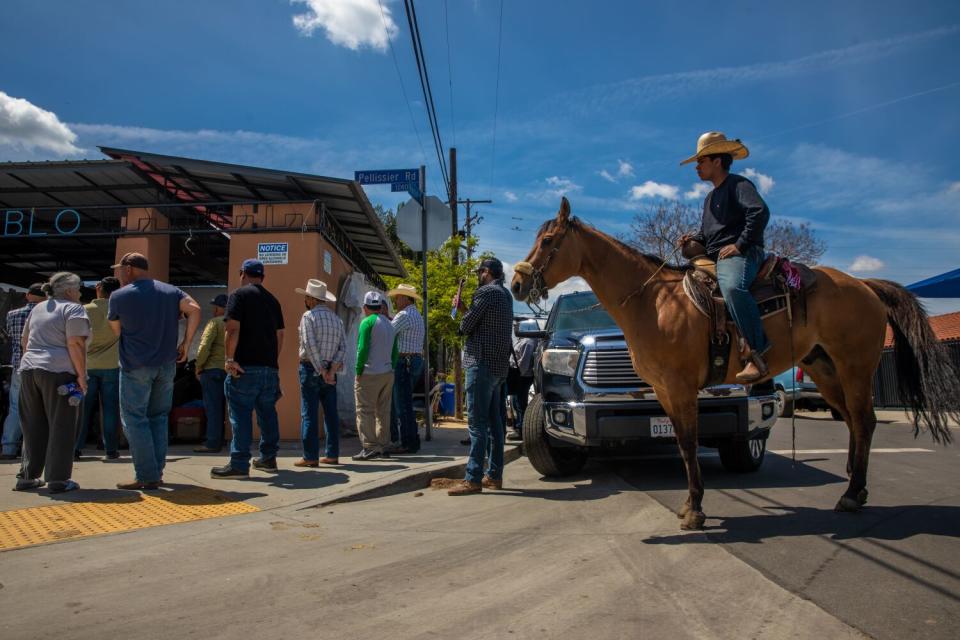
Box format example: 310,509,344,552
684,182,711,200
291,0,397,52
551,276,592,297
849,255,885,272
545,176,582,197
504,190,518,202
629,181,679,200
947,181,960,194
0,91,81,155
599,159,635,183
742,168,775,195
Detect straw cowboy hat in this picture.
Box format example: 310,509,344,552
680,131,749,165
386,283,422,302
295,279,337,302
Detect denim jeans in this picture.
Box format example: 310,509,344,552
299,362,340,460
2,370,22,455
199,368,227,450
76,368,120,454
390,355,422,450
225,366,280,472
716,245,771,355
509,378,534,429
119,363,175,483
464,364,506,483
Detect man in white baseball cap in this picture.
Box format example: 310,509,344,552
352,291,398,460
294,279,346,466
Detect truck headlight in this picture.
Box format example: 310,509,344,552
542,349,580,377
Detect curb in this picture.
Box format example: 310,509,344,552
302,444,524,509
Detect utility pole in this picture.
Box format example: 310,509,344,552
458,198,492,260
448,148,464,419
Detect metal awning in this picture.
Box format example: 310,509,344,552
0,149,404,286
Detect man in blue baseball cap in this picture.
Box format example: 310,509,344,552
193,293,229,453
211,259,285,478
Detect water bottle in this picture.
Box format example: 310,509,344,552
57,382,84,407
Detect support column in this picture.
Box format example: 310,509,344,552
115,208,170,282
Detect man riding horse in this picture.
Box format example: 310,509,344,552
678,131,771,384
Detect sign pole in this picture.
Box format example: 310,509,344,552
419,165,432,441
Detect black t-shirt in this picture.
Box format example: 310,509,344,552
225,284,284,368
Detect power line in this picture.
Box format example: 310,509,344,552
403,0,450,196
378,0,428,167
488,0,504,192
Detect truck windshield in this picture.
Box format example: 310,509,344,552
551,292,617,332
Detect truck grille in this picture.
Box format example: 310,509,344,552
581,349,643,387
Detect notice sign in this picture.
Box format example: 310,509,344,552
257,242,289,265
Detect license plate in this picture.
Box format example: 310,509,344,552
650,416,675,438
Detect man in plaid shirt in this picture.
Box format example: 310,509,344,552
449,257,514,495
1,283,46,459
294,279,346,466
387,284,425,454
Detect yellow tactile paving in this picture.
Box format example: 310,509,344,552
0,488,259,551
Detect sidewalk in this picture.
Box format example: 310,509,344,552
0,419,520,513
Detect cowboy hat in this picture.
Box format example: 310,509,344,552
295,279,337,302
680,131,749,165
386,283,422,302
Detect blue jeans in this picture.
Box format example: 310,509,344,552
199,368,227,449
299,362,340,460
464,364,506,483
120,363,175,483
391,355,423,450
76,368,120,454
716,245,771,355
2,370,22,455
225,366,280,472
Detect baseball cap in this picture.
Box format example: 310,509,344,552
110,252,149,270
477,257,504,278
27,282,45,297
364,291,383,308
211,294,228,308
240,258,265,277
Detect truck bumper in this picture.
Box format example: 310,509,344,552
542,396,777,447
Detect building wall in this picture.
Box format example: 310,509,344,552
227,204,355,440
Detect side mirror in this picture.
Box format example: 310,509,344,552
516,329,550,339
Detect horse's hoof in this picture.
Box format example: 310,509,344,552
680,510,706,530
857,489,868,506
677,503,691,519
834,496,861,513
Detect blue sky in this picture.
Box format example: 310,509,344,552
1,0,959,313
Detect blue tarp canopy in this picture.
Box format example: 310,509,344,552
906,268,960,298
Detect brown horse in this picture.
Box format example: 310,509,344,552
512,197,958,530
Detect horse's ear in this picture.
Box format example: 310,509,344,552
557,197,571,227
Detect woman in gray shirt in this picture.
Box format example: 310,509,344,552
15,272,90,493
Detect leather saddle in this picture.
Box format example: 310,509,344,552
683,253,818,385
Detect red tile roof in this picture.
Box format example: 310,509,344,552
884,311,960,347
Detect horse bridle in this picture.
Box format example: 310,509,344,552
514,243,560,306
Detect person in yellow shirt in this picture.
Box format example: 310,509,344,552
75,277,121,460
193,295,228,453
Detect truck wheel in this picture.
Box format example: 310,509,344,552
522,394,587,477
719,436,766,473
776,389,794,418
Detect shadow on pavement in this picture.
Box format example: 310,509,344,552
499,473,624,502
643,504,960,546
243,469,350,490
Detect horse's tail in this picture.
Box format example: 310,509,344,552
863,279,959,444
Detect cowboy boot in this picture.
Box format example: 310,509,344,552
735,350,769,384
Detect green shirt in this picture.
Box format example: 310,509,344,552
84,298,119,370
195,317,226,372
356,313,398,376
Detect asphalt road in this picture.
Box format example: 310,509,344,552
614,413,960,640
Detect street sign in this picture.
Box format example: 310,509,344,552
390,181,417,192
397,195,452,252
354,169,419,185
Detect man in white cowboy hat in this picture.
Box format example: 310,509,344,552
386,283,425,454
294,279,346,467
678,131,772,383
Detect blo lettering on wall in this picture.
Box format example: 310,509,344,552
3,209,81,237
257,242,289,265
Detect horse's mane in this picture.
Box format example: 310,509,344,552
538,216,691,273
